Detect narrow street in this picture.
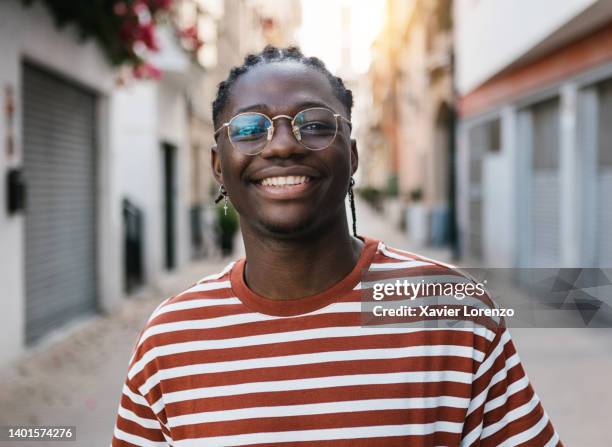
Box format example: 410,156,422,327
0,256,238,447
2,1,612,446
0,199,610,446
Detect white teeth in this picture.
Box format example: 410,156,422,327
260,176,309,186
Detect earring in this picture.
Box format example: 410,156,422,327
215,184,229,215
348,177,357,238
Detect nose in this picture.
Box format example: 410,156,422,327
260,118,308,158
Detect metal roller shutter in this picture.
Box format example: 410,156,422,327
22,62,98,344
598,172,612,266
467,124,483,260
597,79,612,267
530,98,560,267
466,119,499,261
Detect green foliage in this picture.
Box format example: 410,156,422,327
357,186,384,211
386,174,399,197
22,0,137,66
216,202,239,235
18,0,192,79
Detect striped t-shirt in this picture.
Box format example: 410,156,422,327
112,236,562,447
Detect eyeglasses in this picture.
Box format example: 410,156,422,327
214,107,351,155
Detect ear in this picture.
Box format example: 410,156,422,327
210,144,223,185
350,139,359,176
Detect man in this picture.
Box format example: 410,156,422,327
112,46,562,446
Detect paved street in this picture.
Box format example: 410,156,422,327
0,255,239,447
0,199,610,446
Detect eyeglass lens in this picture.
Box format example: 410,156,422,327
228,108,339,155
228,114,272,155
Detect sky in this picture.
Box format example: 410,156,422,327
297,0,386,75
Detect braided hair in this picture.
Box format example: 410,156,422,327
212,45,358,238
212,45,353,129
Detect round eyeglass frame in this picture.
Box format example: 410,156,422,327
214,107,352,155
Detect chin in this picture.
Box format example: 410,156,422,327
258,214,319,238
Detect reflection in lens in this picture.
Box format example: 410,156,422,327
229,113,271,154
294,108,338,150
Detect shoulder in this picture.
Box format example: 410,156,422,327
373,239,498,306
126,260,241,369
370,239,502,344
150,260,237,322
371,239,460,275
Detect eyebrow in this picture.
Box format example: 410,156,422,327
234,101,337,115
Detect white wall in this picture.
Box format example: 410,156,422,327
454,0,597,94
458,70,612,268
111,83,163,287
481,109,517,267
0,2,117,362
111,78,192,287
482,147,509,265
0,2,196,365
158,81,191,271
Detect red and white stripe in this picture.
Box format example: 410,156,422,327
112,239,562,447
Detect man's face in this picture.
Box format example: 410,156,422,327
211,62,358,238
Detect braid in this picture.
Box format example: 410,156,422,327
348,177,357,238
212,45,353,129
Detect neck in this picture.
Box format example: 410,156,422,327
240,216,364,300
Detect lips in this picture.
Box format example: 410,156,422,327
248,166,322,199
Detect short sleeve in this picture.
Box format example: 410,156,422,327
461,327,563,446
111,378,170,447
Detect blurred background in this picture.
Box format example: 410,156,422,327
0,0,611,445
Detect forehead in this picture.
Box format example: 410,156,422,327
223,61,345,117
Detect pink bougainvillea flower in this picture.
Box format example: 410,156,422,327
178,25,203,51
113,2,128,16
133,62,162,80
132,0,148,15
138,23,159,50
179,25,197,39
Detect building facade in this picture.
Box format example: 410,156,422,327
455,0,612,267
111,24,196,291
367,0,454,246
0,2,201,363
0,2,119,361
0,0,303,364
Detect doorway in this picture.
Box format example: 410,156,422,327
162,142,177,270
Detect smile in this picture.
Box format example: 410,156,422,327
252,175,319,199
257,176,312,187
